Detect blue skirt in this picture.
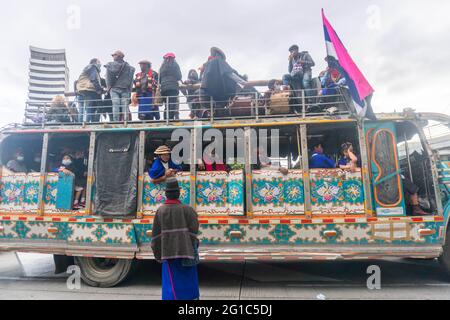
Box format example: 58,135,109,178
162,259,200,300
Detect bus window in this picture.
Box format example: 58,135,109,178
47,134,90,212
397,121,436,215
307,123,365,216
1,134,43,174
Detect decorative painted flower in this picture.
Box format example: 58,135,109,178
150,189,164,202
5,188,21,201
316,184,339,202
258,183,281,202
202,183,224,202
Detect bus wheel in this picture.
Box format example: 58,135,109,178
74,257,135,288
439,228,450,276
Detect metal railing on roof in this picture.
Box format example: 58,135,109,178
23,87,351,128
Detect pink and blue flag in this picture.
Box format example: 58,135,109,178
322,9,376,120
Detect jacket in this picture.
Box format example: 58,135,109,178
159,61,182,93
133,70,159,95
105,61,135,91
77,64,102,93
151,200,199,262
149,158,183,180
289,51,315,73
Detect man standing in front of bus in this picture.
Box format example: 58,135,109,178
151,178,200,300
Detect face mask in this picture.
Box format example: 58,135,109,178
16,156,24,162
62,160,72,166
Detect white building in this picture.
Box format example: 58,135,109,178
27,46,70,117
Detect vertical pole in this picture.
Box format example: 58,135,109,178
166,96,170,125
137,131,146,218
300,125,312,218
288,136,293,169
190,128,197,209
38,133,49,216
357,121,374,217
254,92,259,120
210,97,214,124
301,90,306,118
244,127,253,218
85,132,96,215
403,132,414,183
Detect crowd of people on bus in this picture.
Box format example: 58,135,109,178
32,44,350,124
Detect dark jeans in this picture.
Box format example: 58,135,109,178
161,90,179,120
80,91,101,122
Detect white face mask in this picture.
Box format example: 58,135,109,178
34,157,40,163
16,156,24,162
62,160,72,166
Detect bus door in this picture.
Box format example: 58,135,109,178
365,122,406,217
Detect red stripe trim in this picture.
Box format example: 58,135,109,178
52,218,61,222
411,218,424,223
199,220,209,224
141,220,151,224
367,218,378,222
85,219,95,223
280,220,290,224
345,219,356,223
259,220,270,224
2,217,11,221
218,220,228,224
322,219,334,224
435,217,444,222
19,217,27,221
301,219,312,224
35,217,44,221
238,220,249,224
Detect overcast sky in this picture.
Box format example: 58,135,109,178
1,0,449,125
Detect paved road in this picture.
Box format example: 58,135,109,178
0,252,449,300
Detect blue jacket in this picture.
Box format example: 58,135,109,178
149,158,183,180
310,153,336,169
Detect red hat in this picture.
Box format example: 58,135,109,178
163,52,176,59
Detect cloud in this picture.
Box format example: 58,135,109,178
0,0,449,126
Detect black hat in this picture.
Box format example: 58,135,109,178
165,178,180,192
289,44,300,52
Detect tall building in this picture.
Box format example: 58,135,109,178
27,46,70,113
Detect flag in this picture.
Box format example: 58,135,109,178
322,9,376,120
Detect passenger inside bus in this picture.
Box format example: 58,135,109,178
149,145,183,184
53,154,86,209
198,149,230,172
30,151,42,173
6,148,28,173
309,142,336,169
254,147,289,175
338,142,359,171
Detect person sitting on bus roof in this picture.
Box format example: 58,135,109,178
149,145,183,184
46,95,78,123
54,154,85,210
6,148,28,173
309,142,336,169
338,142,359,171
282,45,315,95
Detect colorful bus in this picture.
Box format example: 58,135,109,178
1,89,450,288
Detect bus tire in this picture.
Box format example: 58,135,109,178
74,257,136,288
439,227,450,276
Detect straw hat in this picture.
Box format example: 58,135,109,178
154,145,171,155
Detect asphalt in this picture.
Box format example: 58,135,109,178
0,252,449,300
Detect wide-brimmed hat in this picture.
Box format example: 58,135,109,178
165,178,180,192
210,47,226,60
154,145,171,155
111,50,125,58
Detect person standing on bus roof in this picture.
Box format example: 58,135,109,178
151,178,200,300
6,148,28,173
149,146,183,184
309,142,336,169
105,50,135,122
134,60,160,121
159,53,182,120
76,58,104,123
